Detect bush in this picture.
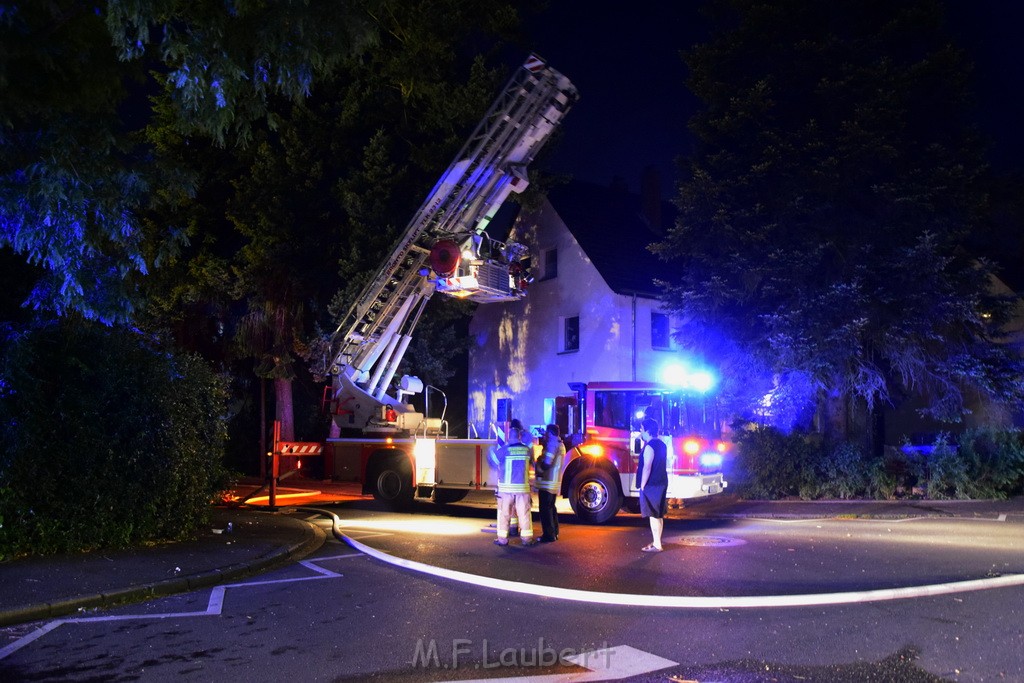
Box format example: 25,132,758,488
923,434,969,500
731,423,819,499
0,320,231,559
731,424,1024,501
813,441,872,500
933,430,1024,499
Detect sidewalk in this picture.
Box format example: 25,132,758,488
0,477,367,628
1,478,1020,628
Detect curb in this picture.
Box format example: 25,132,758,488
0,517,326,628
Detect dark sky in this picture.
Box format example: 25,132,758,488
524,1,1024,197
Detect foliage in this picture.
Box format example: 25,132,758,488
1,2,153,324
104,0,373,145
812,441,872,500
1,0,373,324
924,434,970,500
957,428,1024,496
926,429,1024,499
653,0,1024,441
730,423,818,499
731,423,1024,500
0,320,231,559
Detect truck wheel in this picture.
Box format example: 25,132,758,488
433,489,469,505
569,468,621,524
371,458,414,509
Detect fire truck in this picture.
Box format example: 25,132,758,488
557,380,729,524
312,54,729,523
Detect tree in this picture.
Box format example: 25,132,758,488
654,0,1024,444
137,1,521,446
1,0,371,325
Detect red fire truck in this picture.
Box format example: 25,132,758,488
320,377,730,524
558,380,730,524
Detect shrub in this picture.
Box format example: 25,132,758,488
924,434,969,500
813,441,872,500
0,320,230,559
731,423,819,499
731,422,1024,501
953,428,1024,499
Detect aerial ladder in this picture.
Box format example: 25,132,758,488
324,54,577,433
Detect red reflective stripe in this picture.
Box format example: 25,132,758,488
524,55,545,72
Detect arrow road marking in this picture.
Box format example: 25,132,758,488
437,645,677,683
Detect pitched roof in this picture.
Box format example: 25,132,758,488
546,181,678,297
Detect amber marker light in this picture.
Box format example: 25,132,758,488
683,439,701,455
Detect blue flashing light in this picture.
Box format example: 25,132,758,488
660,362,718,393
690,370,716,393
699,452,723,469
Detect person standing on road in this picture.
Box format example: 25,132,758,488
638,417,668,552
535,424,565,542
490,424,537,546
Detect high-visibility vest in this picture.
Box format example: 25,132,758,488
495,443,532,493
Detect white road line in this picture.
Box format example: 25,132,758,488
337,531,1024,609
0,555,349,661
0,621,62,660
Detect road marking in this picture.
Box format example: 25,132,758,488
337,530,1024,609
437,645,677,682
0,553,355,661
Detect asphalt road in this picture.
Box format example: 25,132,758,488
1,498,1021,682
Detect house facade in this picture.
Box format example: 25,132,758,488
467,181,687,436
467,180,1024,448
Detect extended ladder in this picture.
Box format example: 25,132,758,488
328,55,577,406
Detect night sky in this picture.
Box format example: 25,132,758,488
525,1,1024,197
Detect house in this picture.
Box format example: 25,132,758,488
466,177,1024,447
467,177,689,436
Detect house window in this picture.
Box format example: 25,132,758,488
540,247,558,280
651,312,671,350
560,315,579,353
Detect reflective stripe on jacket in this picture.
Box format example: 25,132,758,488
495,443,532,493
536,440,565,493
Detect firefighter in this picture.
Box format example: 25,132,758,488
535,424,565,542
490,423,537,546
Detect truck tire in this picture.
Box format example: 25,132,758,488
568,467,621,524
433,489,469,505
371,457,414,509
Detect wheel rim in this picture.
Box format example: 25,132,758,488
577,479,609,512
377,470,402,500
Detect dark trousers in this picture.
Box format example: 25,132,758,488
538,490,559,540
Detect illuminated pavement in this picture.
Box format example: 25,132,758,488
297,489,1024,609
1,478,1021,630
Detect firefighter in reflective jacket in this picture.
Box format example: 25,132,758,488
490,424,536,546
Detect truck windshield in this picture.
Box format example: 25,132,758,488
593,389,720,438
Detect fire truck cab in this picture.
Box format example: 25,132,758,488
559,381,730,524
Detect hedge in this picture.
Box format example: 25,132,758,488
0,320,230,559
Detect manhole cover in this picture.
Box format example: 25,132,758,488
671,535,746,547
